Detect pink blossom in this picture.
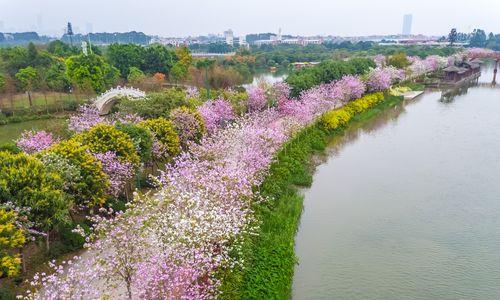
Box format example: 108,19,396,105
197,98,235,134
68,104,107,133
247,86,268,112
94,151,135,197
16,130,59,154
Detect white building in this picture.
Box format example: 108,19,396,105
239,36,248,48
224,29,234,46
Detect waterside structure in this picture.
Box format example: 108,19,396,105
443,59,482,85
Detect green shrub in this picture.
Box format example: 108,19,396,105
139,118,180,162
115,123,153,163
0,143,21,154
116,88,191,118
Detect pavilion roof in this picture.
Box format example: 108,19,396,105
443,66,462,72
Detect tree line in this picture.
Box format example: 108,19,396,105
0,41,192,102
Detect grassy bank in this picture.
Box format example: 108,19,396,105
219,93,405,299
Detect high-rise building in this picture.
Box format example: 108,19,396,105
402,14,413,36
224,29,234,46
0,21,4,32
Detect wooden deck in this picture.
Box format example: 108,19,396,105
402,91,424,100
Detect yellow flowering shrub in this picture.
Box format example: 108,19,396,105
48,140,109,206
0,208,25,278
74,124,140,167
322,92,385,131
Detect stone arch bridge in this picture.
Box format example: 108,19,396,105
93,87,146,115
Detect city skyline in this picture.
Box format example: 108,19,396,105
1,0,499,37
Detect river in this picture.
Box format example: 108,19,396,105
292,65,500,299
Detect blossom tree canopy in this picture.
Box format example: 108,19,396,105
197,98,235,134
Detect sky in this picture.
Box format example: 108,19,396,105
1,0,499,37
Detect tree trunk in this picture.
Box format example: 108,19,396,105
28,91,33,107
126,280,132,300
46,230,50,252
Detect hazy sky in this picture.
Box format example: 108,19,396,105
1,0,499,37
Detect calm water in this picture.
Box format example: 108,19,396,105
243,71,287,89
0,118,67,144
292,66,500,299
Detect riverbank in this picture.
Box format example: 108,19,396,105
219,92,405,299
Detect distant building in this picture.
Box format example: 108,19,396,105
224,29,234,46
0,21,4,32
238,36,248,48
402,14,413,36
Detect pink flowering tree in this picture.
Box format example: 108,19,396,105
68,104,107,133
16,130,59,154
374,54,386,68
366,68,402,91
94,152,135,197
197,98,235,134
332,75,366,102
169,107,206,149
247,86,268,112
110,112,144,125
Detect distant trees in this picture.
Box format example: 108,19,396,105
143,44,176,75
286,58,376,97
65,53,119,93
387,52,410,69
106,43,186,80
470,29,487,47
47,40,79,57
61,31,151,45
448,28,458,46
107,43,145,77
170,46,192,82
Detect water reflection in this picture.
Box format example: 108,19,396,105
242,70,288,90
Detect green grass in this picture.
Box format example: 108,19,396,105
0,92,86,109
219,93,405,299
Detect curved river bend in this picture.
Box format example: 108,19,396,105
292,67,500,299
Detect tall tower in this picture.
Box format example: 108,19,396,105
402,14,413,36
278,28,282,41
67,22,74,45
